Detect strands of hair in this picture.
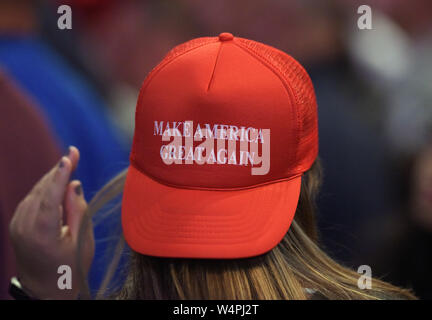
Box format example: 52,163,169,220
77,160,416,300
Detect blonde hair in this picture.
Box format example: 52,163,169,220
77,159,416,300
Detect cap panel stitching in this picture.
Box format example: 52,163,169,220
206,41,223,92
131,38,218,162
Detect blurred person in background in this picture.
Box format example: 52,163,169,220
345,0,432,155
0,69,61,299
363,134,432,299
344,0,432,298
0,0,129,295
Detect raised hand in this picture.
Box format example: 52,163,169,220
9,146,95,299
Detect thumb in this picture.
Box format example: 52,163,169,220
64,180,88,240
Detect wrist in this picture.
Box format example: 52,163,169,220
14,274,79,300
9,277,39,300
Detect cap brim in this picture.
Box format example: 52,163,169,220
121,166,301,259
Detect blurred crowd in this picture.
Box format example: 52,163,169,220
0,0,431,299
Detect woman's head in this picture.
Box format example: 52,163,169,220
120,33,318,260
116,159,322,300
77,34,415,300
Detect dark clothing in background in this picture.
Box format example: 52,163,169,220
309,61,394,264
367,218,432,299
0,70,61,299
389,224,432,299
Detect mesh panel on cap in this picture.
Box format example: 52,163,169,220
235,38,318,173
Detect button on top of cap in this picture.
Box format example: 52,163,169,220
218,32,234,41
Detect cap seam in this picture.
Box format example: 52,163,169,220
206,41,223,92
131,38,219,160
139,39,219,96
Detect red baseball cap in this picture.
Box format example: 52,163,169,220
121,32,318,259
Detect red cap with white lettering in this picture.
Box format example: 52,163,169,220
122,32,318,258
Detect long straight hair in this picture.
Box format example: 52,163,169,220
77,159,416,300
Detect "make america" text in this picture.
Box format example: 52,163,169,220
154,121,266,144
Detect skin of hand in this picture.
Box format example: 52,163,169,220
9,146,95,299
